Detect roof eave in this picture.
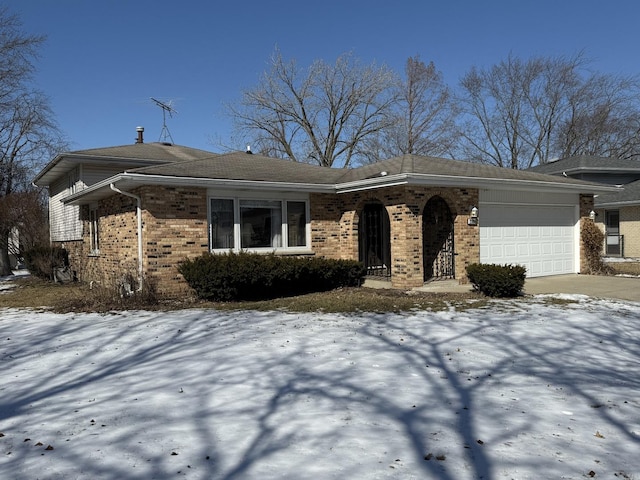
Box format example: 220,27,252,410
62,171,620,205
335,173,619,194
34,153,180,187
595,200,640,208
62,173,335,205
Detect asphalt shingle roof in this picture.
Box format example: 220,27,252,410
337,155,599,185
71,142,217,163
529,155,640,175
34,142,218,186
129,152,603,188
596,179,640,206
128,151,346,184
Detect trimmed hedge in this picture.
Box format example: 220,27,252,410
23,246,69,280
178,252,367,301
466,263,526,297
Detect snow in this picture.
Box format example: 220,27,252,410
1,279,639,479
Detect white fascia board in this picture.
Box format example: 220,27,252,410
34,154,158,186
595,200,640,208
119,173,336,192
566,166,640,174
336,173,620,195
63,173,335,205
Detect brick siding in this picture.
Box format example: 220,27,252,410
63,185,592,297
311,186,480,289
620,206,640,257
63,186,208,297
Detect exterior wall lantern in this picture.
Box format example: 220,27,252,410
589,210,597,220
467,206,479,226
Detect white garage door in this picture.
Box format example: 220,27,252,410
480,203,577,277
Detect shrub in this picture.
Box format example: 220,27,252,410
465,263,526,297
581,219,612,274
23,246,69,280
178,252,367,301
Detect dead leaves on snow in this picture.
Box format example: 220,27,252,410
1,434,55,456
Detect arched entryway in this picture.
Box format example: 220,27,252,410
359,203,391,278
423,196,455,281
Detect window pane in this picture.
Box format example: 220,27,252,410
606,210,619,234
90,208,99,252
287,201,306,247
210,199,234,249
240,200,282,248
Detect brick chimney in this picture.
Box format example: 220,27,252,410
135,126,144,144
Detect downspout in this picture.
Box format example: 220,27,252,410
110,183,143,292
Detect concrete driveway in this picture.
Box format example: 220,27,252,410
413,274,640,302
523,274,640,302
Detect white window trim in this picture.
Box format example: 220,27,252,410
207,190,312,254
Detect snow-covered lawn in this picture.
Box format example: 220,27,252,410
1,295,639,479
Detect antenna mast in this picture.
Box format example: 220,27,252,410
150,97,177,144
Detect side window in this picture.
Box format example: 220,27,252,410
287,201,307,247
89,207,99,254
68,168,79,194
210,199,235,249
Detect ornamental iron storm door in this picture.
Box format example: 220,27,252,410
359,203,391,278
423,196,455,280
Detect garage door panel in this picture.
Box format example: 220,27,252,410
480,204,576,277
528,261,542,276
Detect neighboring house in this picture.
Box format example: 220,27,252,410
529,156,640,258
33,131,616,296
8,227,20,269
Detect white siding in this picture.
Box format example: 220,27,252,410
48,164,125,243
49,175,82,242
82,164,127,186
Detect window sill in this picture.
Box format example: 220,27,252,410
211,248,314,256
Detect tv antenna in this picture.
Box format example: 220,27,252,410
151,97,177,144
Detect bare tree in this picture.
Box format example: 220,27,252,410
360,56,459,163
457,53,588,169
457,52,640,168
229,50,397,168
0,189,49,263
555,73,640,160
0,7,66,275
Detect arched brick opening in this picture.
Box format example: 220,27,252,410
422,195,455,281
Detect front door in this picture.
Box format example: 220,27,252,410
359,203,391,277
423,196,454,280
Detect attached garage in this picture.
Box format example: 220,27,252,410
479,190,579,277
38,145,619,293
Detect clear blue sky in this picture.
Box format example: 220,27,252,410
4,0,640,153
